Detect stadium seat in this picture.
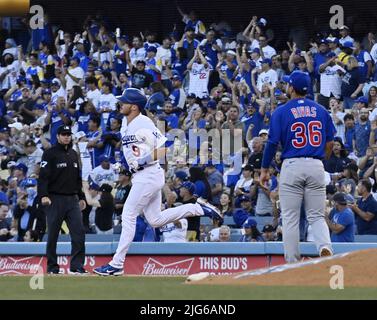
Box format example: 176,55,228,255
254,216,274,227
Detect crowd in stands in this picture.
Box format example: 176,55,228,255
1,7,377,244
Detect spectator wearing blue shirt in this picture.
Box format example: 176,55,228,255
199,29,222,70
233,195,254,226
96,117,122,164
75,101,95,134
189,166,211,201
242,101,266,138
170,47,189,80
354,107,371,157
44,96,71,146
204,163,223,206
168,74,186,114
73,40,90,72
312,39,330,80
343,113,355,153
217,50,237,88
341,56,365,109
145,82,166,114
239,218,264,242
86,116,103,168
354,41,373,81
323,137,351,174
159,102,179,130
178,26,200,61
350,179,377,235
145,46,161,82
326,192,355,242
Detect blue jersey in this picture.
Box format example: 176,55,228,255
266,98,336,161
73,52,90,72
50,110,70,145
87,130,102,168
356,50,370,80
75,111,92,134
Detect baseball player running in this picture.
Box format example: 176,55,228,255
94,88,222,276
260,71,336,263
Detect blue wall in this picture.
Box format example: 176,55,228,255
1,242,377,256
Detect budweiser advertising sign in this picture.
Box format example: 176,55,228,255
0,255,281,275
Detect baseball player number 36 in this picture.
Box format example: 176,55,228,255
291,121,322,148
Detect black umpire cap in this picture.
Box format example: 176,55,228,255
57,125,72,135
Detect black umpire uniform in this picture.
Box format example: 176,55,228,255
37,125,86,273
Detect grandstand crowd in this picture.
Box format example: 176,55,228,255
0,7,377,244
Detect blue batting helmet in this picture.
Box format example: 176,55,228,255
118,88,147,109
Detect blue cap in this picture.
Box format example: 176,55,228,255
249,60,257,68
17,75,26,83
147,46,157,53
274,89,283,97
40,79,51,84
42,88,51,95
207,100,217,109
239,195,251,202
34,103,46,110
201,95,210,101
0,127,9,133
342,41,354,49
184,26,195,32
15,163,28,174
172,74,182,81
295,49,302,55
327,52,337,58
261,58,272,66
252,48,260,54
25,178,37,187
327,37,339,44
99,155,110,163
117,88,147,109
243,217,257,228
282,71,310,93
356,96,368,104
89,180,100,191
320,39,329,44
181,181,196,195
174,170,188,181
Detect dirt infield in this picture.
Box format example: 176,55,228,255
191,249,377,287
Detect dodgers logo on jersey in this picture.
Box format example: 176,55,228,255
122,135,138,147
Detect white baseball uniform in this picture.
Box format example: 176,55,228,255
110,114,204,269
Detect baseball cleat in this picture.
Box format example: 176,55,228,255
93,264,124,276
47,269,64,275
68,267,89,275
319,247,333,257
196,197,223,221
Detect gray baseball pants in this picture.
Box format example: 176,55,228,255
279,158,332,263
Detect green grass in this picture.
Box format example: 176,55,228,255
1,276,377,300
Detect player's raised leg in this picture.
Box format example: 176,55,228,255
304,159,333,256
93,181,159,276
143,190,221,228
279,160,305,263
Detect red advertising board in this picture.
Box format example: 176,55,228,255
0,255,281,275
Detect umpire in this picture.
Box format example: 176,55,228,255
38,125,87,274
